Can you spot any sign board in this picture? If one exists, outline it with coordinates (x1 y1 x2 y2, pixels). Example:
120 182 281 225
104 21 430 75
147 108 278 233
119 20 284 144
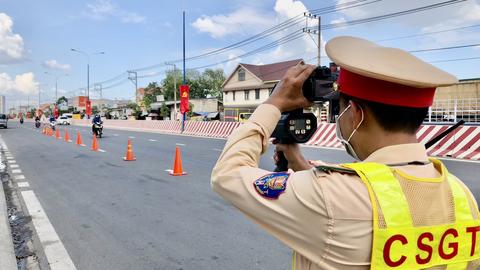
156 95 165 102
180 85 190 114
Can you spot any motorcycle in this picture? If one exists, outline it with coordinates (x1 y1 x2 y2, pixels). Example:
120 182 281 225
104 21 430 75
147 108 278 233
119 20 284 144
92 122 103 138
20 118 24 124
35 119 41 128
50 121 56 131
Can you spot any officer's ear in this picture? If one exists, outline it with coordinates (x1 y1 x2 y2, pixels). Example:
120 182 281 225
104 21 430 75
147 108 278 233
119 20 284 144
349 100 364 129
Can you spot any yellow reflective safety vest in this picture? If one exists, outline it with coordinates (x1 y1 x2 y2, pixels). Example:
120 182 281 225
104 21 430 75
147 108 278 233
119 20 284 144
343 159 480 270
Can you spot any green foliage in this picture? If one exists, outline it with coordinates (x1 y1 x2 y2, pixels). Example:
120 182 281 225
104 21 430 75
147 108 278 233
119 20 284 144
92 106 100 115
160 103 170 119
187 102 194 117
29 108 36 118
161 68 225 102
142 82 163 109
56 96 68 105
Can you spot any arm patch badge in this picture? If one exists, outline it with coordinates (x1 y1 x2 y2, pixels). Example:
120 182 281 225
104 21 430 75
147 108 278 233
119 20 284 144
253 172 289 199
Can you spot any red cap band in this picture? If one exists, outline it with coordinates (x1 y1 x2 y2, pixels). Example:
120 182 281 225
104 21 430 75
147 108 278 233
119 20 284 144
338 69 435 108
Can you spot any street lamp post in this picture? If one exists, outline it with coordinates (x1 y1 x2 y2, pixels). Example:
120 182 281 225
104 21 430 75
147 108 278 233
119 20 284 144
44 72 68 103
165 62 178 121
70 49 105 117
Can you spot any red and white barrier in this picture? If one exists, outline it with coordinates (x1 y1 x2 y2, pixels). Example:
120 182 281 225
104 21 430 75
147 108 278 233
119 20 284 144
70 119 480 161
305 123 480 161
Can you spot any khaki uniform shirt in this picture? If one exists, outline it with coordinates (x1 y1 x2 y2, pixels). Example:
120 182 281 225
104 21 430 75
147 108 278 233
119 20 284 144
211 104 479 270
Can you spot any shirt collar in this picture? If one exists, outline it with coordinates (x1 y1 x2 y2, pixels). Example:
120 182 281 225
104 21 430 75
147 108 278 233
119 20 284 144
363 143 429 164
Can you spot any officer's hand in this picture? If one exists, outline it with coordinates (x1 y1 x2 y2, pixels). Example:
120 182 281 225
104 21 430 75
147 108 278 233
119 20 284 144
274 143 312 171
265 64 316 112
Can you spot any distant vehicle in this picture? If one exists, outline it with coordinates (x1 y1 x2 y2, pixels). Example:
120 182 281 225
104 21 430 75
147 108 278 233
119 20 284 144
238 113 252 123
62 113 73 119
0 114 8 129
57 116 71 125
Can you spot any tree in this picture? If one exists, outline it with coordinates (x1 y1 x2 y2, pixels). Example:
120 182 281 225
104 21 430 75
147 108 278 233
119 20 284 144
56 96 68 105
142 82 163 110
161 68 225 102
92 106 100 115
160 103 170 119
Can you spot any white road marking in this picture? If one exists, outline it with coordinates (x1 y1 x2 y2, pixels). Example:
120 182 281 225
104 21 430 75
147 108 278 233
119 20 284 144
213 148 223 152
13 174 25 180
128 136 136 139
113 134 119 137
10 164 19 168
6 156 14 160
11 169 22 174
176 143 186 146
98 149 106 153
148 139 157 142
8 160 16 163
20 190 77 270
17 182 30 188
14 175 25 180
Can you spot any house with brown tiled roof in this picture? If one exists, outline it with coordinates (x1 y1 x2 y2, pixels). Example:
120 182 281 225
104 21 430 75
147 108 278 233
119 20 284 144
221 59 304 121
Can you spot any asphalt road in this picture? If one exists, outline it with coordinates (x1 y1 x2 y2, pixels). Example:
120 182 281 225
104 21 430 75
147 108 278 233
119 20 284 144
1 121 479 270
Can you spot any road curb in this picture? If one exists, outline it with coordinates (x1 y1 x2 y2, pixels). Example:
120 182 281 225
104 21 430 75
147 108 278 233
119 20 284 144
0 151 18 270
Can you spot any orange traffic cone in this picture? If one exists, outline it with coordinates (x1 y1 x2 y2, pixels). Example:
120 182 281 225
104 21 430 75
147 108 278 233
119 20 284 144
92 135 99 151
55 128 60 139
76 132 83 146
64 129 70 142
169 146 187 176
123 139 136 161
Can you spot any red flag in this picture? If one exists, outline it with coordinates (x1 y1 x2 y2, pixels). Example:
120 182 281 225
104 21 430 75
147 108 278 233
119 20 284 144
54 106 59 118
86 99 92 116
180 85 190 114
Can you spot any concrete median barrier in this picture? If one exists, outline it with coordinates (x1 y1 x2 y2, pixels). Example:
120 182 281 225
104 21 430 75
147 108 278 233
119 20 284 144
70 119 480 161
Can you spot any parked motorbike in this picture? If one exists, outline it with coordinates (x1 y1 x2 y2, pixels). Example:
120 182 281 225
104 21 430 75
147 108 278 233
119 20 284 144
50 121 56 131
92 122 103 138
35 120 41 128
20 118 24 124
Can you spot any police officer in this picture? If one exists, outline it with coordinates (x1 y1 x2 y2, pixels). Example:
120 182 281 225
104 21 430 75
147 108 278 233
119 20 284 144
211 36 480 269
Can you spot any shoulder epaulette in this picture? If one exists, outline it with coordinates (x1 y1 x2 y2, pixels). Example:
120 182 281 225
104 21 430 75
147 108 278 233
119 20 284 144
315 165 358 175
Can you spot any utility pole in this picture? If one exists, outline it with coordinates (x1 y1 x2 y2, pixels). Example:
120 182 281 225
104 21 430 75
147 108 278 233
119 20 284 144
165 63 178 121
94 83 103 99
303 13 321 66
127 70 138 99
182 10 186 132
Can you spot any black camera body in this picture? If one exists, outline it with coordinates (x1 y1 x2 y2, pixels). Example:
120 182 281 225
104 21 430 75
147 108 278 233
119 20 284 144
271 66 338 172
271 66 337 144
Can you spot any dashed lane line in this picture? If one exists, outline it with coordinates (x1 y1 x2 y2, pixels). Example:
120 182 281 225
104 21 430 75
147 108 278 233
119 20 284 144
148 139 157 142
11 169 22 174
14 175 26 180
17 182 30 188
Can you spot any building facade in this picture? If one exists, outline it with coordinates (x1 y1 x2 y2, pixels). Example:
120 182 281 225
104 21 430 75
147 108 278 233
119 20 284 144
0 95 5 114
221 59 303 121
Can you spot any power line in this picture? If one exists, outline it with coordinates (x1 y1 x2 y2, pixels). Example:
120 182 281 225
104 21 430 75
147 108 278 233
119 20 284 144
410 43 480 53
377 23 480 42
429 56 480 63
307 0 466 30
129 0 382 71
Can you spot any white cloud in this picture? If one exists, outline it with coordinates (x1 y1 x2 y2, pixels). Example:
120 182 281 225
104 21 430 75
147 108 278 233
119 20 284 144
43 59 71 70
85 0 146 24
0 13 25 64
192 7 273 38
0 72 39 95
193 0 320 70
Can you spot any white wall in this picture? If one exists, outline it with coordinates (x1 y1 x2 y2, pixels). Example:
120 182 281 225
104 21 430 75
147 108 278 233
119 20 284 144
223 89 270 107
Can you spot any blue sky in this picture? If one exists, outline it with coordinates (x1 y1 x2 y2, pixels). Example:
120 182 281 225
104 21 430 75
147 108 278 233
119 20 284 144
1 0 479 109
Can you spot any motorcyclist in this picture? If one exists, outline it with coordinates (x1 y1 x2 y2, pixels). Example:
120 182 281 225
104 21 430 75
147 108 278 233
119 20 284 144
92 114 102 135
49 115 56 130
19 115 24 124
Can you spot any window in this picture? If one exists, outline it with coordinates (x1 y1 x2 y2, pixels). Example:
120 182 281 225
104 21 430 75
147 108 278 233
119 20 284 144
255 89 260 100
224 92 228 101
244 90 250 100
238 68 245 81
233 91 236 101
